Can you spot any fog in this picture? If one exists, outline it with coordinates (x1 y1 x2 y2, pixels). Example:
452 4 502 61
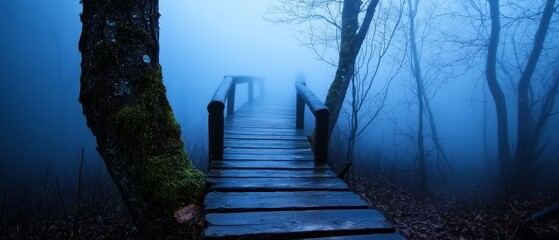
0 0 331 185
1 0 558 230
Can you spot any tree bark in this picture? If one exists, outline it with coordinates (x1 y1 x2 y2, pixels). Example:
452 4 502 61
324 0 379 136
79 1 204 239
486 0 512 188
408 0 427 190
512 0 556 193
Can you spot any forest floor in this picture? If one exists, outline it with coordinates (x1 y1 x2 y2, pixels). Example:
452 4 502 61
1 179 558 239
351 175 559 240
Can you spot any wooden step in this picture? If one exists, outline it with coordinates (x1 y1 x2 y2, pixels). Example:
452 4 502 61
209 160 328 170
223 154 313 161
205 191 368 213
204 209 394 239
305 233 406 240
223 148 314 155
206 177 349 192
208 169 336 178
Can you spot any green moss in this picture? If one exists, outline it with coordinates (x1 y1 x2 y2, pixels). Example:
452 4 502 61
112 105 151 146
92 41 117 72
116 21 147 43
110 66 205 234
132 150 205 214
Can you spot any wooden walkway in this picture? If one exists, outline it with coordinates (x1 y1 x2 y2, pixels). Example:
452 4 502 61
203 98 404 239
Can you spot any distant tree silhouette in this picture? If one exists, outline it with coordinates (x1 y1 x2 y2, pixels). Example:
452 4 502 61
78 1 204 238
484 0 557 193
405 0 452 190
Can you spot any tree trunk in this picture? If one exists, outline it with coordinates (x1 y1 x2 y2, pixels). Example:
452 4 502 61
512 0 556 193
78 1 204 239
408 0 427 190
486 0 512 188
324 0 379 136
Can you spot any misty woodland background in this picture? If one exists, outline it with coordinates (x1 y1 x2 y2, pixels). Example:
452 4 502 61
1 0 559 239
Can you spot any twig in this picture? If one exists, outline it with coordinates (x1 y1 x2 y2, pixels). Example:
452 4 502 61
0 166 15 200
509 202 519 215
74 147 85 236
55 176 69 227
1 190 6 220
56 176 70 237
337 161 352 179
378 175 413 197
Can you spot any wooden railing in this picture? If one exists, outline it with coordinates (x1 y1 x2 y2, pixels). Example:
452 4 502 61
295 73 329 163
207 76 264 161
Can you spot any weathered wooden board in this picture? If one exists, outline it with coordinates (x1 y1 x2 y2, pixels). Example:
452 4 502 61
207 169 335 178
305 233 406 240
224 122 294 130
205 191 368 213
226 118 295 124
227 117 296 122
207 177 349 191
224 127 299 132
224 148 313 155
224 140 310 149
210 160 328 170
204 209 394 239
223 154 313 161
223 127 305 134
225 134 307 140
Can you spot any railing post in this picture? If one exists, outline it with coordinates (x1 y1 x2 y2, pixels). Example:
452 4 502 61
208 102 224 161
248 81 254 103
295 73 329 163
296 94 305 129
227 84 236 116
296 73 306 129
314 109 329 163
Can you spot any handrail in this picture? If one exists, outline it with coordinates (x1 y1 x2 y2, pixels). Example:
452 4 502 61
208 75 264 161
295 73 329 163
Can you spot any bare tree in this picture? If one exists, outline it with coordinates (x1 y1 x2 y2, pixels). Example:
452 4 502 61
484 0 557 192
346 38 401 163
270 0 381 137
402 0 453 190
340 0 405 178
511 0 557 192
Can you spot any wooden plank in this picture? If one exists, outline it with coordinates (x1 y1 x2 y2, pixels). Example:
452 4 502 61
224 131 306 137
227 116 295 121
204 209 394 239
226 118 295 123
207 177 349 191
223 127 305 134
305 233 406 240
223 154 313 161
224 148 314 155
224 139 309 144
226 119 295 124
225 125 294 130
225 134 307 140
210 161 328 170
235 108 294 113
223 142 310 149
224 140 310 149
207 169 336 178
205 191 368 213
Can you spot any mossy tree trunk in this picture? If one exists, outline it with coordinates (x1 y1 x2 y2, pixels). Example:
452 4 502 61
78 0 204 239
